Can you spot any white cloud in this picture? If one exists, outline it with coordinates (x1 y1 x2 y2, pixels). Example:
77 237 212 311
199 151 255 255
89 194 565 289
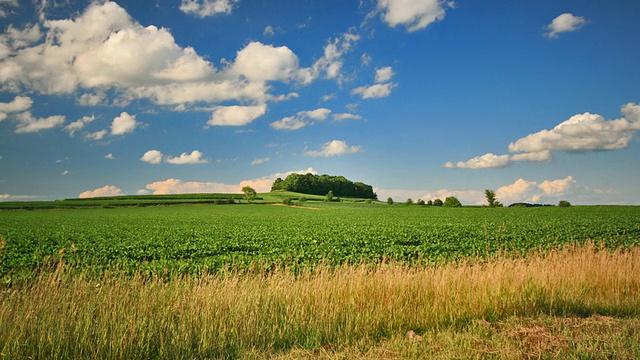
305 140 362 157
444 151 552 169
351 82 396 99
508 104 640 153
496 176 575 204
77 91 106 106
270 108 331 131
145 167 316 194
78 185 122 198
61 170 70 176
270 115 307 131
105 153 116 160
165 150 208 164
251 157 270 166
231 42 299 82
375 66 394 83
0 0 19 19
14 111 65 133
0 2 288 108
305 108 332 120
0 96 32 115
447 102 640 169
64 115 95 136
297 30 360 85
140 150 164 164
444 153 511 169
377 0 452 32
332 113 362 121
0 194 40 202
85 129 108 140
321 93 337 102
179 0 238 18
110 112 139 136
141 150 208 164
208 104 267 126
263 25 275 37
545 13 587 38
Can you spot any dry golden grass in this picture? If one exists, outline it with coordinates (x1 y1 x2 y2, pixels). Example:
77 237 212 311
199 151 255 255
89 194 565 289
1 242 639 359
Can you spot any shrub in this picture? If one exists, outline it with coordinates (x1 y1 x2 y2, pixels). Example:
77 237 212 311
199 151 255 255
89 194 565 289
387 197 394 205
282 198 292 206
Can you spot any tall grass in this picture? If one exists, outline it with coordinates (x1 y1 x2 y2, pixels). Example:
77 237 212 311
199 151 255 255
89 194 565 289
1 243 639 359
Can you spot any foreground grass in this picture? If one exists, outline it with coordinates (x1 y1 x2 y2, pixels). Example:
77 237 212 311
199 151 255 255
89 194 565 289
1 243 639 359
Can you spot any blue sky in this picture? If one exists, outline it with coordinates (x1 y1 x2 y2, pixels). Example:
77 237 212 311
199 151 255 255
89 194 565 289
1 0 639 205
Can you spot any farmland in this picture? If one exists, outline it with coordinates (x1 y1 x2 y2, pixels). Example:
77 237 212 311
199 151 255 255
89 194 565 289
1 202 639 279
1 199 640 359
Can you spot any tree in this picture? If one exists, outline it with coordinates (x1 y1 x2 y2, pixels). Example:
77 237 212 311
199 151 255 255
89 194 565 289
406 198 413 205
242 186 257 203
427 200 433 206
558 200 571 207
433 198 443 206
325 190 334 202
485 189 503 207
387 197 394 205
417 199 425 205
444 196 462 207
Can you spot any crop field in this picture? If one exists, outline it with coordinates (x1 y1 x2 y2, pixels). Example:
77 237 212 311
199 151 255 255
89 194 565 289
1 202 639 279
1 202 640 359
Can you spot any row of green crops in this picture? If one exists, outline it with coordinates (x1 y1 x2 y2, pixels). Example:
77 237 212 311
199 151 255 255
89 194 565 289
1 204 639 281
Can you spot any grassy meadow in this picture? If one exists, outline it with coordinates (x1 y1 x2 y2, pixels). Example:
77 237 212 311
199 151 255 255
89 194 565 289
1 197 639 358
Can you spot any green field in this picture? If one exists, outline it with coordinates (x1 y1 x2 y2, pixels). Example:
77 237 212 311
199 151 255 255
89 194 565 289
1 200 639 280
1 199 639 358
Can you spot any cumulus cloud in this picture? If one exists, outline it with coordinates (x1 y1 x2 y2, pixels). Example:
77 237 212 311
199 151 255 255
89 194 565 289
166 150 208 164
208 104 267 126
231 42 299 82
251 157 270 166
14 111 65 133
110 112 140 135
496 176 575 204
0 2 295 109
0 96 32 119
351 82 396 99
305 140 362 157
64 115 95 136
270 108 332 130
179 0 238 18
446 103 640 169
545 13 587 38
105 153 117 160
78 185 122 198
377 0 452 32
375 66 394 83
145 167 317 194
141 150 208 164
509 104 640 153
444 151 553 169
140 150 164 164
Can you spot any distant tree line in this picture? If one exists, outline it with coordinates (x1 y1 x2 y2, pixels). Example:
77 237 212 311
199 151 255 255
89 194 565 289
271 173 377 199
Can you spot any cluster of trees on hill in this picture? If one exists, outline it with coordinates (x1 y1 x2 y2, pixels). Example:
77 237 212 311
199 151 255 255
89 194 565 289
271 173 377 199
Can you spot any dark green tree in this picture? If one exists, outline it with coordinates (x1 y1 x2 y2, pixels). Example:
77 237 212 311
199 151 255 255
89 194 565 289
406 198 413 205
558 200 571 207
242 186 257 203
444 196 462 207
433 198 443 206
325 190 334 202
485 189 503 207
387 197 394 205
